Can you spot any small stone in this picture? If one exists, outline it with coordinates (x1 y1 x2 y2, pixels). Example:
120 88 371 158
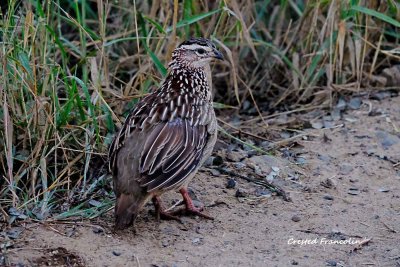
112 251 121 256
209 169 221 176
291 215 301 222
348 97 362 109
318 154 332 163
370 91 392 100
233 162 246 169
340 164 353 175
192 237 201 245
323 120 335 129
320 177 336 188
6 227 23 239
161 240 169 247
291 260 299 265
336 98 346 110
235 188 248 198
378 188 390 193
254 188 271 197
212 155 224 166
323 195 334 201
311 121 323 129
226 179 236 189
296 157 306 165
92 227 104 234
375 130 399 149
326 259 337 266
331 108 341 121
226 151 245 162
348 188 360 195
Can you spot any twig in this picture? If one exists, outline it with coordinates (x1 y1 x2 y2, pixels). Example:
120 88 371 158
215 167 291 202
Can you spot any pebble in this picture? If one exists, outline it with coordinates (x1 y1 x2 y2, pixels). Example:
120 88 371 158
348 97 362 109
323 195 334 201
375 130 399 149
233 162 246 169
311 121 323 129
254 188 271 197
317 154 332 163
112 251 121 256
291 215 301 222
6 227 23 239
348 188 360 195
340 164 353 175
378 188 390 193
92 227 104 234
326 259 337 266
336 98 346 110
192 237 201 245
291 260 299 265
209 169 221 176
226 151 246 162
226 179 236 189
204 156 223 166
235 188 248 198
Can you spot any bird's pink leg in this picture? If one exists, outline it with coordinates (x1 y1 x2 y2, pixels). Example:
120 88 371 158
176 188 214 220
152 196 182 222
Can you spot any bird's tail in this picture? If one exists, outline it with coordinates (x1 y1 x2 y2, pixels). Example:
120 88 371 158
114 193 148 230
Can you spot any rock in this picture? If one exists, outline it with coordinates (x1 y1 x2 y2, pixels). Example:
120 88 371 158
336 98 346 110
320 177 336 188
340 164 353 175
326 259 337 266
348 188 360 195
348 97 362 109
226 179 236 189
254 188 271 197
291 260 299 265
233 162 246 169
331 108 342 121
323 120 335 129
323 195 334 201
226 151 246 162
209 169 221 176
296 157 306 165
311 121 323 129
112 251 121 256
378 188 390 193
370 91 392 100
291 215 301 222
235 188 248 198
6 227 23 239
375 130 399 149
192 237 202 245
92 227 104 234
317 154 332 163
204 156 224 166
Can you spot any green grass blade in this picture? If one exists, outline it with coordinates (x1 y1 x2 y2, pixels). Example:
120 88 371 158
350 6 400 28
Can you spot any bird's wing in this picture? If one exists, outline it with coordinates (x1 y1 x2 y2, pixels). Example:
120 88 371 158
138 118 208 192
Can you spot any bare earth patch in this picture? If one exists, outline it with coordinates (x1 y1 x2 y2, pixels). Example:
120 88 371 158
2 95 399 267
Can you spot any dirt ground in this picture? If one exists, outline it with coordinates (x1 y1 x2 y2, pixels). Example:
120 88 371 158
2 94 400 267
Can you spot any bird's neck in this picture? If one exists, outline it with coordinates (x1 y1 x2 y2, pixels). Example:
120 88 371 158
163 63 212 102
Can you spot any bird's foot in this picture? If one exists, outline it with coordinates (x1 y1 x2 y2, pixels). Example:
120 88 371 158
152 196 182 223
171 188 214 220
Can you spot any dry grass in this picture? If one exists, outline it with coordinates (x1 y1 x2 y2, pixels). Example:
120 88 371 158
0 0 399 222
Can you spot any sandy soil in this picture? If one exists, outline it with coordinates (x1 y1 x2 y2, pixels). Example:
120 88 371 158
2 95 400 267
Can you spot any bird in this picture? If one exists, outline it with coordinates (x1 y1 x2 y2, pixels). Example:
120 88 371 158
108 37 224 229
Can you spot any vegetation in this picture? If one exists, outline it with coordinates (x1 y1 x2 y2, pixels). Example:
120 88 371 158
0 0 399 222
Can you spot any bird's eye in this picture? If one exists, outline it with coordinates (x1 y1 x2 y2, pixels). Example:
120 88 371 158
196 48 206 55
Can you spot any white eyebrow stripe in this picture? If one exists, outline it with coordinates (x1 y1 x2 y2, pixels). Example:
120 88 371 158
180 44 213 52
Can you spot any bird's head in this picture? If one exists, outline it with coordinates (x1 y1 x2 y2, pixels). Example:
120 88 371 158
171 37 224 69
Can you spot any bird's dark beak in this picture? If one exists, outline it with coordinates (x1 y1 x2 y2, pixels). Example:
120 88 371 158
213 49 224 60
